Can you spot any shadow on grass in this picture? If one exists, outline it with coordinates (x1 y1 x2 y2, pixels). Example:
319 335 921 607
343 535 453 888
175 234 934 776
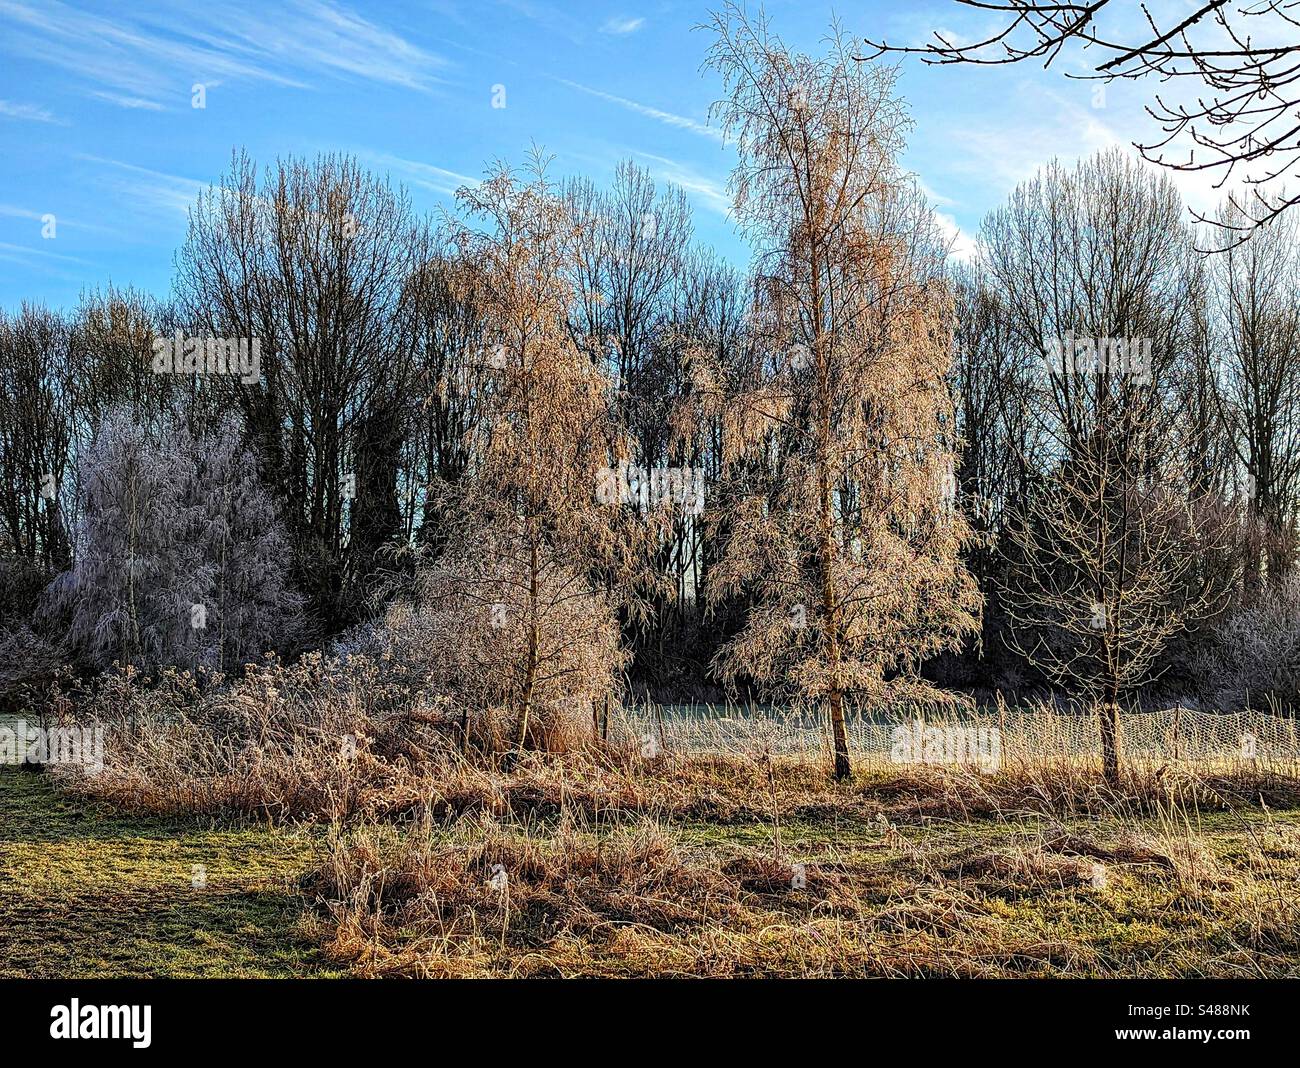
0 768 339 978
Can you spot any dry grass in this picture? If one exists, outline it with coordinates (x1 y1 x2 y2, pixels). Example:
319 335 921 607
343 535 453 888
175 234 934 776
25 658 1300 977
43 659 1300 827
299 801 1300 977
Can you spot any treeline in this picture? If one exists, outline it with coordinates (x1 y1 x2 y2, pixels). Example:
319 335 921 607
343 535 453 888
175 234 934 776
953 153 1300 712
1 11 1298 758
0 152 747 690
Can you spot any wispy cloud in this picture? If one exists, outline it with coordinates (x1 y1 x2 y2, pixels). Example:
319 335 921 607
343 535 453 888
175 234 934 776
0 202 127 237
633 150 731 217
497 0 585 43
77 155 209 219
557 78 724 143
0 98 66 124
0 0 450 108
918 180 956 210
0 0 307 102
942 85 1123 190
600 16 644 36
0 240 97 274
215 0 452 93
917 181 975 261
90 90 166 111
365 152 479 198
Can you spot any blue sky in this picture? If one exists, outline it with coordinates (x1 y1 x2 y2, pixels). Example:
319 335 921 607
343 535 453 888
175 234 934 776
0 0 1224 309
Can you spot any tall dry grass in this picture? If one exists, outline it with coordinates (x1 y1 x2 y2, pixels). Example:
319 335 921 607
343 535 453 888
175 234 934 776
38 660 1300 824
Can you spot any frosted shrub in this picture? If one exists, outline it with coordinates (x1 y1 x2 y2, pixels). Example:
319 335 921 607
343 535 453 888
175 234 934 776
376 529 626 753
53 655 434 820
188 415 306 671
1211 573 1300 709
0 624 66 705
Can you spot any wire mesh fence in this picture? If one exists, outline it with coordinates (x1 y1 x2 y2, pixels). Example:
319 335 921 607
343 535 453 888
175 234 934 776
616 702 1300 769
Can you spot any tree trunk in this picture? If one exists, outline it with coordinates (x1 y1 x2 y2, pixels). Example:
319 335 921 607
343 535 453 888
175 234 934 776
818 393 850 781
828 688 851 781
1099 682 1121 786
515 533 540 753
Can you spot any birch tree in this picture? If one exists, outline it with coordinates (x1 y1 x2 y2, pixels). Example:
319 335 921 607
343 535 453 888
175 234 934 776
702 7 981 779
48 407 304 674
47 408 207 671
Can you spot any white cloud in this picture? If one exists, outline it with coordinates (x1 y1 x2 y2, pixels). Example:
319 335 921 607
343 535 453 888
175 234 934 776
77 155 208 218
936 81 1253 226
633 151 731 217
601 16 644 36
932 209 977 263
944 87 1125 191
0 98 65 124
0 0 449 108
225 0 451 92
90 91 165 111
0 0 308 101
497 0 584 43
365 152 479 197
557 78 724 143
0 203 121 235
0 240 95 268
917 179 956 209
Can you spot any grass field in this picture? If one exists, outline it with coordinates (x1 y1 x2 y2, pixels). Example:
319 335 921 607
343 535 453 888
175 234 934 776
5 741 1300 977
0 768 339 977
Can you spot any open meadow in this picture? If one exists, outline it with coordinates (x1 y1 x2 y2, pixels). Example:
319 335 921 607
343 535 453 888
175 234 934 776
4 0 1300 1013
5 700 1299 978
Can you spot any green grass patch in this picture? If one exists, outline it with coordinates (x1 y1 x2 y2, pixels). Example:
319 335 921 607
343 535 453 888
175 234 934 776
0 768 340 977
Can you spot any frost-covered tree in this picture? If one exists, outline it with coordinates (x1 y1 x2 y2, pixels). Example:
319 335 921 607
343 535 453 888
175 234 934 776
189 415 306 672
1211 571 1300 709
408 159 661 755
48 406 303 674
47 408 208 671
701 9 981 779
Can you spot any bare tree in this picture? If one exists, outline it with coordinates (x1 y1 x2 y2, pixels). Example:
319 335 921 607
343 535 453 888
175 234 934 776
863 0 1300 236
0 305 74 571
951 264 1040 560
1207 198 1300 589
982 150 1225 778
1003 432 1227 783
175 150 424 625
401 240 491 548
